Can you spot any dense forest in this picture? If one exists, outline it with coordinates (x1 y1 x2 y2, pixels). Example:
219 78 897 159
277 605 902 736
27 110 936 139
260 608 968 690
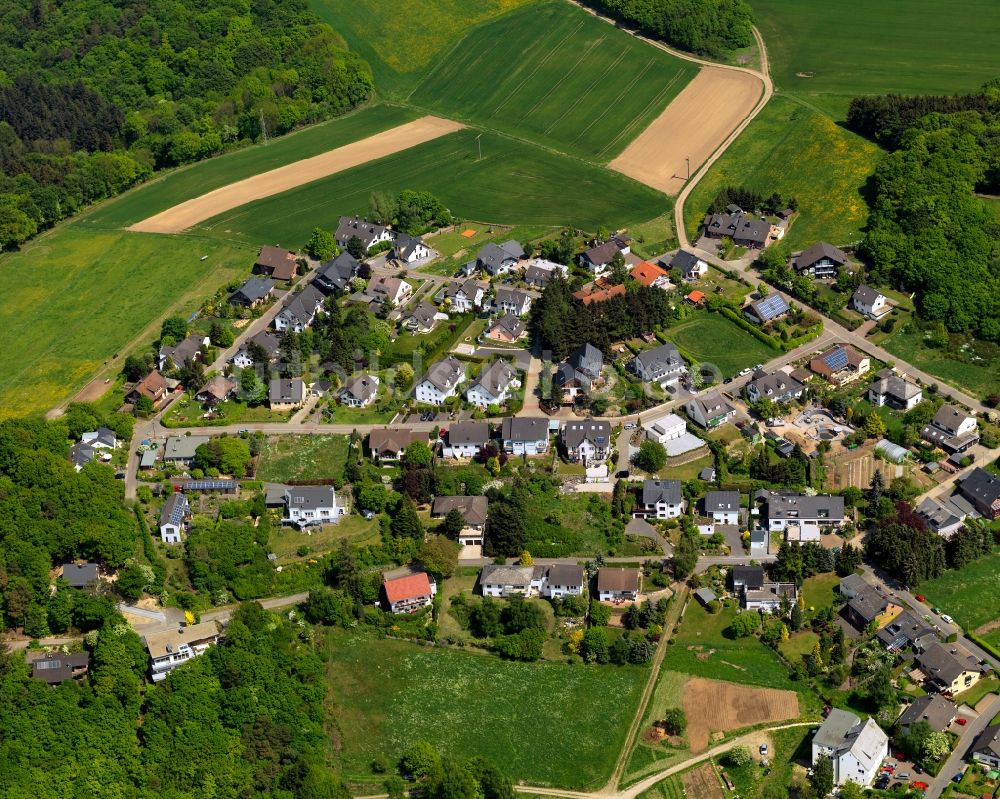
0 0 372 249
581 0 754 58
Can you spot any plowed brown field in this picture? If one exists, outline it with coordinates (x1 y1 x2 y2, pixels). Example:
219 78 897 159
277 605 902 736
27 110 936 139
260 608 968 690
682 677 799 752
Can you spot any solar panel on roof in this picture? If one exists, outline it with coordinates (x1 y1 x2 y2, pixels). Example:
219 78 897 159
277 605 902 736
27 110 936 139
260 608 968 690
35 660 61 670
183 480 237 491
823 348 849 370
755 294 788 321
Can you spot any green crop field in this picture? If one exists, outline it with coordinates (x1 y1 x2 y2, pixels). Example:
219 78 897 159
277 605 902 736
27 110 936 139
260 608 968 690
408 1 698 161
323 631 647 788
255 435 351 482
751 0 1000 119
0 228 251 418
196 130 668 246
666 311 776 378
918 550 1000 634
90 104 420 230
684 97 879 250
309 0 535 98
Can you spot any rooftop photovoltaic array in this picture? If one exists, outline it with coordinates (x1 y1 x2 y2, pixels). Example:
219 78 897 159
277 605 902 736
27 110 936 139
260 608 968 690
755 294 788 321
823 347 849 370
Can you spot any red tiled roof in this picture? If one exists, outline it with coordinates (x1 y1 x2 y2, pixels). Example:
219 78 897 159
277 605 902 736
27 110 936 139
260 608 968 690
686 290 706 303
630 261 669 287
384 572 432 603
573 283 626 305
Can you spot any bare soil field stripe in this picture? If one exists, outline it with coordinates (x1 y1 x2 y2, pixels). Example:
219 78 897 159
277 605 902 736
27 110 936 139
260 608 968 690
595 66 685 158
128 116 465 234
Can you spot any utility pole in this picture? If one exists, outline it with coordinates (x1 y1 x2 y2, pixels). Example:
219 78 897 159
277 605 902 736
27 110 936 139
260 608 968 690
686 156 690 180
475 133 483 162
260 109 269 146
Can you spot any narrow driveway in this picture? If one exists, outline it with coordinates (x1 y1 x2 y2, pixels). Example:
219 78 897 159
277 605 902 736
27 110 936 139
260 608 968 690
925 693 1000 799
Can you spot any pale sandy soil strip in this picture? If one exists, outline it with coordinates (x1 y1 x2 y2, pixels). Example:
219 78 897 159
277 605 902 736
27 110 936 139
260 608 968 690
609 67 763 197
129 115 465 234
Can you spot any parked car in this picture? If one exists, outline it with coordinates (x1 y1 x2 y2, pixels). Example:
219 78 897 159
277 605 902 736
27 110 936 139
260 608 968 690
624 422 637 430
952 772 964 783
897 773 910 780
941 613 954 624
957 717 968 726
759 744 768 756
915 594 926 602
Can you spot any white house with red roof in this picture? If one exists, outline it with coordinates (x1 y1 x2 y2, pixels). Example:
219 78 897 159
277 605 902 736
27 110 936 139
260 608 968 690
382 571 437 614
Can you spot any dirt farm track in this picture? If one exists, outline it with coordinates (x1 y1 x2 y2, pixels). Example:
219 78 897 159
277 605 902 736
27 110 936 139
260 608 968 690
609 67 763 196
682 677 800 752
128 116 464 234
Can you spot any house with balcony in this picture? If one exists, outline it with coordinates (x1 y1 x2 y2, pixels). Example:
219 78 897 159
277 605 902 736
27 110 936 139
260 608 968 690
560 418 611 464
382 571 436 614
145 622 221 682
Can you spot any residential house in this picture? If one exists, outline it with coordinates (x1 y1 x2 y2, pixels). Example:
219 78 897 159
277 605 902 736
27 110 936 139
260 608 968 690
69 442 96 471
467 360 520 407
702 211 772 249
477 240 524 276
812 709 888 787
554 343 604 400
704 490 740 525
539 564 586 599
745 370 804 404
158 493 191 544
195 376 237 408
642 413 686 445
917 642 984 694
596 568 641 602
485 313 526 343
561 418 611 464
791 242 849 278
493 287 533 316
436 278 487 312
920 404 979 453
731 565 764 592
392 233 430 263
785 522 820 542
685 391 736 429
230 330 280 369
868 369 922 410
480 564 543 597
749 527 768 552
917 495 968 536
368 428 425 460
971 726 1000 769
159 334 208 371
763 492 844 531
897 694 957 734
959 467 1000 519
228 277 275 308
743 582 797 613
283 486 342 528
637 479 683 519
313 252 360 295
163 435 210 466
744 294 790 325
335 215 393 252
81 426 117 451
843 583 902 631
274 285 325 333
368 275 412 306
694 587 718 607
629 260 672 290
500 416 550 455
837 573 870 601
876 609 938 654
441 421 491 458
852 285 889 318
62 562 99 589
145 621 221 682
669 250 708 280
432 495 489 536
254 245 297 281
402 301 441 334
686 290 707 307
573 282 626 305
631 343 686 386
578 236 630 274
414 356 465 405
809 345 870 385
127 370 168 408
30 652 90 685
523 258 568 287
383 572 436 614
268 378 305 411
340 373 380 408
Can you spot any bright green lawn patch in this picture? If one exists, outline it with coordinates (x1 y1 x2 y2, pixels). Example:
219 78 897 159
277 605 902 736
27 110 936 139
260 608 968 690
90 104 419 230
162 395 291 427
628 213 677 259
750 0 1000 119
309 0 534 99
409 1 698 162
269 515 379 563
917 549 1000 632
0 229 250 419
683 96 879 250
880 327 1000 400
666 311 776 378
523 489 617 557
801 573 840 615
196 130 668 245
255 434 350 482
323 630 647 788
954 676 1000 709
778 631 819 662
714 726 811 799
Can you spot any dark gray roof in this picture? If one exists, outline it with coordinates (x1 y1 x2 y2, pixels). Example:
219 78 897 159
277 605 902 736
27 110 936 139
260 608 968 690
242 330 281 360
633 343 683 375
544 564 585 587
567 343 603 379
470 360 518 398
972 725 1000 760
494 287 532 311
432 495 488 527
917 642 983 686
404 301 438 329
30 652 89 684
62 563 98 588
229 277 274 305
421 357 465 393
277 285 324 327
852 284 884 306
161 334 206 369
732 565 764 589
490 313 525 339
561 419 611 451
897 694 956 731
477 241 522 273
670 250 703 270
447 421 490 447
748 371 804 399
877 610 937 651
336 215 390 248
343 373 379 404
314 252 359 293
269 378 304 403
932 404 974 434
501 416 549 442
394 233 426 260
959 467 1000 515
642 479 682 506
69 442 95 469
705 490 740 513
793 241 848 271
284 486 336 512
159 493 190 527
767 493 844 522
581 237 626 266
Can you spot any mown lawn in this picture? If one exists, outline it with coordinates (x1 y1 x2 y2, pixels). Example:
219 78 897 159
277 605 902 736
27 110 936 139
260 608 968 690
322 630 648 788
880 327 1000 400
750 0 1000 119
917 549 1000 632
0 228 251 418
801 572 840 615
196 129 668 246
255 434 351 482
666 310 776 378
268 514 379 563
409 1 698 162
683 96 879 250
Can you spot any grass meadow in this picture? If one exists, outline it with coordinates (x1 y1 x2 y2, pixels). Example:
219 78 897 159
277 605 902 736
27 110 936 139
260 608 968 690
683 97 879 250
917 550 1000 635
750 0 1000 119
0 229 251 418
408 1 698 161
880 327 1000 400
322 630 648 788
255 435 351 482
196 130 669 245
666 311 776 378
